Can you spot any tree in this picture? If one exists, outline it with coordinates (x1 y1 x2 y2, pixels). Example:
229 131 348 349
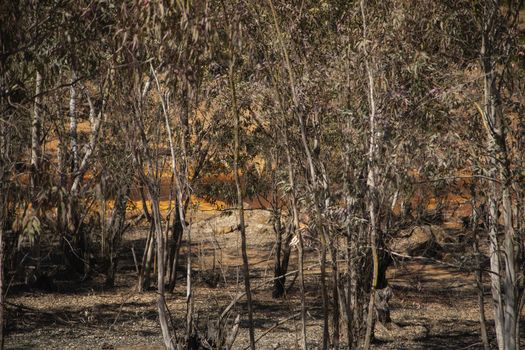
475 1 524 349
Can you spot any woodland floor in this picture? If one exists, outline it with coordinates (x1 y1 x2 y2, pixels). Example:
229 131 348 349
4 209 524 350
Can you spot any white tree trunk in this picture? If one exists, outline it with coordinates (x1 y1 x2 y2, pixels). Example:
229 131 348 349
481 5 517 347
361 1 381 349
69 72 78 175
151 66 194 342
502 185 517 350
31 70 43 194
71 91 102 195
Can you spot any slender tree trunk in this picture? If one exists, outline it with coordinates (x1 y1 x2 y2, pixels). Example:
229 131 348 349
330 242 340 349
284 137 307 350
65 71 82 273
296 222 307 350
481 12 505 349
475 254 490 350
0 87 7 350
31 70 42 196
471 185 490 350
71 91 102 194
164 176 175 282
98 181 106 257
229 50 256 350
273 206 284 298
140 185 152 222
68 75 83 272
343 120 354 348
268 0 325 346
168 214 184 292
138 222 155 292
502 183 517 350
487 179 504 350
105 185 129 287
151 195 175 350
345 229 355 348
515 189 525 350
134 107 173 347
363 204 379 350
272 207 292 298
361 1 381 348
269 0 328 342
69 72 79 175
151 66 194 342
0 224 4 350
318 237 329 350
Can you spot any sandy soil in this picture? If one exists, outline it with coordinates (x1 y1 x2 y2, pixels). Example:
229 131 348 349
4 209 518 350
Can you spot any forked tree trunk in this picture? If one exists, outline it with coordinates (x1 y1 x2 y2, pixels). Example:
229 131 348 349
168 212 184 292
132 96 174 347
138 223 155 292
105 185 129 287
151 66 194 343
150 194 175 350
139 185 152 222
62 80 105 275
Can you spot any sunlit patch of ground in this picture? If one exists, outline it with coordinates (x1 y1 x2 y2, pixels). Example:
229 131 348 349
7 208 522 350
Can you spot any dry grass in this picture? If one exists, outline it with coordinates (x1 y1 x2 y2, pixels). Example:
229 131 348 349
6 208 516 350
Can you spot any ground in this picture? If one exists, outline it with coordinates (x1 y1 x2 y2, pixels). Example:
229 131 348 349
4 209 520 350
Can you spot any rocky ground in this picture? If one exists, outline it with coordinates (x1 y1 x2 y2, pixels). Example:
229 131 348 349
4 209 520 350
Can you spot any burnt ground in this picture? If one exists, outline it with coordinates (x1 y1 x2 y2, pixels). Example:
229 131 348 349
4 209 524 350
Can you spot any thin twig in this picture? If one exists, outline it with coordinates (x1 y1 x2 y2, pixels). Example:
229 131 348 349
219 263 318 322
242 312 301 350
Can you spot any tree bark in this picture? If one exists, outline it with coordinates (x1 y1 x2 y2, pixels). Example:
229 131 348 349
151 195 175 350
330 242 340 349
0 223 4 350
138 224 154 292
130 77 175 349
271 204 292 299
284 133 307 350
69 72 78 175
105 184 129 287
361 1 381 349
471 185 490 350
480 4 510 347
229 47 256 350
151 65 195 342
31 70 42 196
268 1 330 346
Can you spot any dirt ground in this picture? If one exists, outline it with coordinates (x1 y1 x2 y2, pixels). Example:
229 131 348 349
4 209 521 350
